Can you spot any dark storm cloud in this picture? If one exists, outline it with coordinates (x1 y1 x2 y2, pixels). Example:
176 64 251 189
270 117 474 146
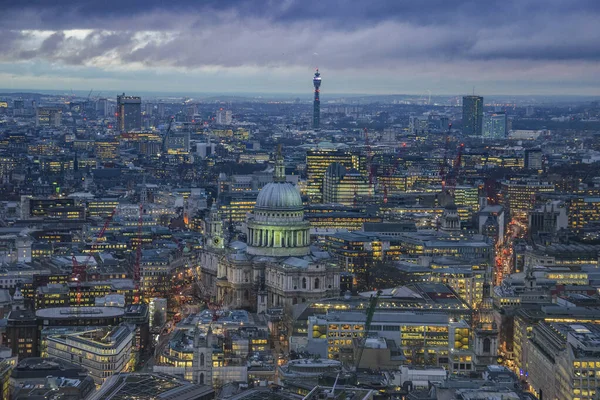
6 29 134 66
0 30 26 52
2 0 596 25
2 0 599 29
0 0 599 83
39 32 66 53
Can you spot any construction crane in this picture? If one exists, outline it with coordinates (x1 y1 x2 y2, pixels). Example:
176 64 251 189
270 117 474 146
71 112 78 136
363 128 374 187
161 116 175 155
383 142 407 204
439 123 452 192
453 143 464 173
71 208 117 305
444 143 465 197
84 89 93 119
133 203 143 303
71 254 84 304
354 289 382 371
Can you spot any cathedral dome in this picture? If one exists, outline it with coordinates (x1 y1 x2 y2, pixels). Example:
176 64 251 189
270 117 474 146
255 182 303 211
246 146 310 257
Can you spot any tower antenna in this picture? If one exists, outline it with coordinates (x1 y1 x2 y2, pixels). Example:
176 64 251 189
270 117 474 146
313 68 322 130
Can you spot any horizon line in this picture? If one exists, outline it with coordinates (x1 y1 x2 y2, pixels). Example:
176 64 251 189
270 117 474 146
0 88 598 100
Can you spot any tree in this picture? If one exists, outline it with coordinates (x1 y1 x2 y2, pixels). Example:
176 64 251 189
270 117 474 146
153 309 165 327
363 260 405 291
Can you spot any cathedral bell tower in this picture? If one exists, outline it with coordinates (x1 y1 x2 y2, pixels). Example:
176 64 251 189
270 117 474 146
12 285 25 311
193 327 214 387
204 203 224 249
473 283 499 370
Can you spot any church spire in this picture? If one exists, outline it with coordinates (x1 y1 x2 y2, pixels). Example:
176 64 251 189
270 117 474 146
12 285 25 311
274 144 285 182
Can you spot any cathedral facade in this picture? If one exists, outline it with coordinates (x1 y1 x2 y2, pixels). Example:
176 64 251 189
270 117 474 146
198 149 340 312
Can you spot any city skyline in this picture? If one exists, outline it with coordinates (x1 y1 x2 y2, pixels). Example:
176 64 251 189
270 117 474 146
2 1 600 399
0 0 599 95
1 51 600 399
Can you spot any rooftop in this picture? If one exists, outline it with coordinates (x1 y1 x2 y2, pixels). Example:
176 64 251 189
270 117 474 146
323 310 455 325
363 221 417 233
226 387 303 400
50 325 132 350
89 373 214 400
360 283 470 306
11 357 88 380
295 283 470 322
36 306 125 319
536 243 600 255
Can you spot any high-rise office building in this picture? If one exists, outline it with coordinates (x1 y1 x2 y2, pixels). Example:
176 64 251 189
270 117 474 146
96 98 109 117
35 107 63 127
453 185 480 213
116 93 142 132
569 196 600 233
500 179 555 221
46 325 133 385
525 105 535 117
306 149 362 202
215 109 232 125
5 289 37 359
462 96 484 136
197 142 216 159
166 132 191 154
322 163 373 205
313 69 322 129
95 140 120 161
483 112 507 139
524 322 600 400
524 148 543 172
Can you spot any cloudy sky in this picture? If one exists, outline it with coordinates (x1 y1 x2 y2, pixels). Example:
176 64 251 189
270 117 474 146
0 0 599 95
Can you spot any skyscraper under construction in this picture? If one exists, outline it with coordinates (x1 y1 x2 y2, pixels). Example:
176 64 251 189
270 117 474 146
313 69 321 129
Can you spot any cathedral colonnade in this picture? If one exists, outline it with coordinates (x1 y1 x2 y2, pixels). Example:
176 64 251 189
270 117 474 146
247 227 309 248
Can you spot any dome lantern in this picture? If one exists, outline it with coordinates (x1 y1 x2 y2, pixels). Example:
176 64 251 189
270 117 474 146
274 144 286 183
